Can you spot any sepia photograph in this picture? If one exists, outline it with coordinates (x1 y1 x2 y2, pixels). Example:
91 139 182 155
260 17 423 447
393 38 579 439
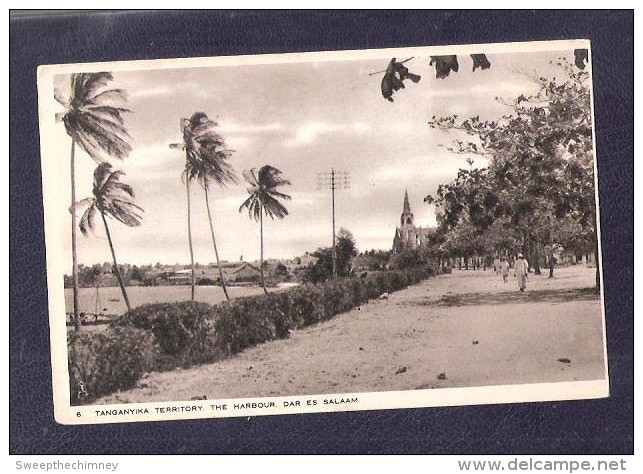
36 39 608 424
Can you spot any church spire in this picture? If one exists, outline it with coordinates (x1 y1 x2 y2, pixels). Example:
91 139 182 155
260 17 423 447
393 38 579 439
400 189 414 226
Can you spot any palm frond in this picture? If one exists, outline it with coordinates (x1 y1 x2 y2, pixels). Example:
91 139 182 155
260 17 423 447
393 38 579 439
109 201 143 227
86 88 127 105
239 194 255 214
109 197 144 213
267 189 292 201
69 113 132 161
179 114 238 187
92 162 114 188
242 169 259 187
257 165 290 188
81 110 131 143
97 167 126 195
239 193 263 222
79 204 98 236
82 105 130 124
74 73 114 101
69 197 95 214
111 181 135 198
262 194 289 220
54 87 70 108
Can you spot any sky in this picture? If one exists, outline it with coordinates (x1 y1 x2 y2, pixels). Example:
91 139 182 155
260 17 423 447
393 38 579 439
49 48 577 270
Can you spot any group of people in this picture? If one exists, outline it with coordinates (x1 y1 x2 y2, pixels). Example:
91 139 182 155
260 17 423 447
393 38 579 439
493 254 530 292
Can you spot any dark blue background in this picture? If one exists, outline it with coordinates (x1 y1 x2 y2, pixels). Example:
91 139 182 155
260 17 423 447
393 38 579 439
9 10 633 454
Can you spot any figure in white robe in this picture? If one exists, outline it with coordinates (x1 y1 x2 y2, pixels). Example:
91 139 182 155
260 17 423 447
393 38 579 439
514 253 529 292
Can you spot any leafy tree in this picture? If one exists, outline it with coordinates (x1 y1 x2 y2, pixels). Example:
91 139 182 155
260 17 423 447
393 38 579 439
389 247 428 270
354 249 392 271
300 248 333 284
239 165 291 293
128 265 145 283
74 163 143 312
426 59 598 285
55 72 132 330
335 228 358 277
300 229 358 283
271 263 290 282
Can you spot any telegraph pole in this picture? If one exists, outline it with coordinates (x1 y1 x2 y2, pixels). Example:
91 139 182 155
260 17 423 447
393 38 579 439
317 168 350 278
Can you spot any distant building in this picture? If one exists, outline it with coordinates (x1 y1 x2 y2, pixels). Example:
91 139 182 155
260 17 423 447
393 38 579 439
165 273 191 285
285 252 318 272
231 263 262 282
392 190 435 254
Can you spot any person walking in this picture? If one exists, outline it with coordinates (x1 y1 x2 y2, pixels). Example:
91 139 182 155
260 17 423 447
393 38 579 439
514 253 529 292
500 257 510 283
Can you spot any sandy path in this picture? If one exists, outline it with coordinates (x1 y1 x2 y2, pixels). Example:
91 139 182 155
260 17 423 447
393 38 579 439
97 265 605 404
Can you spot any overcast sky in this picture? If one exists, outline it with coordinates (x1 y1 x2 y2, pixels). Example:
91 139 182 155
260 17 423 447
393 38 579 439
51 48 574 270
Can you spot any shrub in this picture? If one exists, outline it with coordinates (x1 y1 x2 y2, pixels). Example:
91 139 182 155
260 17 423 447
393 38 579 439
113 301 221 368
214 296 278 355
68 326 157 405
288 284 328 326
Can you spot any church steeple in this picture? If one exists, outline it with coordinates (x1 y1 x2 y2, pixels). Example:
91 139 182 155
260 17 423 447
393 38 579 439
403 190 411 213
401 190 414 226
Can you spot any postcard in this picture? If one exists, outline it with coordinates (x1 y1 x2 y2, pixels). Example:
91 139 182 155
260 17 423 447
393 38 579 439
36 39 608 424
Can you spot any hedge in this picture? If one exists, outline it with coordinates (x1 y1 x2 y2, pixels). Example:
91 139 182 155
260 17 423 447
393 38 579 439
113 301 222 369
69 266 436 405
68 326 157 405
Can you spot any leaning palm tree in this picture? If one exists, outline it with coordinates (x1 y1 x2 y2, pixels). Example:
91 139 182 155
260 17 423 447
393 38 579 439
55 72 132 331
171 112 236 300
74 163 143 313
239 165 291 294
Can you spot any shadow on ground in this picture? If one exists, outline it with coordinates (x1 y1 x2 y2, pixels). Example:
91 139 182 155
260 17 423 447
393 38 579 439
408 287 600 308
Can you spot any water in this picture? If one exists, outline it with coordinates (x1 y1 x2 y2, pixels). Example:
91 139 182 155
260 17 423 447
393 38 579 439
64 284 293 316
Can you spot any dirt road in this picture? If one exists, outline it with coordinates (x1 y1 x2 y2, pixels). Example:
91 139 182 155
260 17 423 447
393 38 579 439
97 265 606 404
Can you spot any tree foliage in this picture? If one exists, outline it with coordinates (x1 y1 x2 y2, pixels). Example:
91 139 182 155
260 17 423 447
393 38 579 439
300 228 358 283
56 73 132 162
239 166 291 221
76 163 143 235
425 59 597 276
181 112 237 190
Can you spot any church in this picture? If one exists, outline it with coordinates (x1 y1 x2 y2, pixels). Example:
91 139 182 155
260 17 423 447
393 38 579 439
392 190 435 254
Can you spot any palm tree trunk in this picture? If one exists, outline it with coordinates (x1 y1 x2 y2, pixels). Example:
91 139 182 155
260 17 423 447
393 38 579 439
70 141 81 332
186 176 195 301
260 206 267 294
100 211 131 312
204 186 230 300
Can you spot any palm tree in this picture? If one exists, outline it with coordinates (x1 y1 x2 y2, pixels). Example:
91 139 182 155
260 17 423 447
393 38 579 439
55 72 132 331
239 165 291 294
171 112 236 300
74 163 143 313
